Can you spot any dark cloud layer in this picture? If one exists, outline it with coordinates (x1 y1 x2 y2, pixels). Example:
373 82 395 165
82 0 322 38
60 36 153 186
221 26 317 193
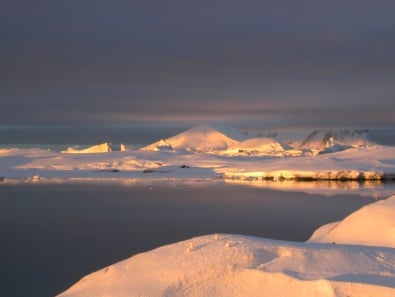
1 0 395 128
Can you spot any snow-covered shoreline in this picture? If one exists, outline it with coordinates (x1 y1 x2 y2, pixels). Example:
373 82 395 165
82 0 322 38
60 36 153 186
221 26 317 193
1 126 395 198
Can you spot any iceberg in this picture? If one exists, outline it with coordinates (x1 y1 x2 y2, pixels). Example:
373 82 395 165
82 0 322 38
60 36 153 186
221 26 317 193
62 142 112 154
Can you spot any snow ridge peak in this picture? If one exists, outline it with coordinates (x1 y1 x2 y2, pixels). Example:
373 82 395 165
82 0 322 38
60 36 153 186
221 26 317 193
141 125 239 153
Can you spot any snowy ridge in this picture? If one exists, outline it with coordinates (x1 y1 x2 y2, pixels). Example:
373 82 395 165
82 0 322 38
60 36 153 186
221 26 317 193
58 238 395 296
309 195 395 247
57 196 395 297
261 128 372 152
142 126 373 156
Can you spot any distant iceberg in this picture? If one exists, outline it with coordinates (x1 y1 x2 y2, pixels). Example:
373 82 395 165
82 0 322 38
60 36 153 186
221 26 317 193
62 142 113 153
62 143 127 154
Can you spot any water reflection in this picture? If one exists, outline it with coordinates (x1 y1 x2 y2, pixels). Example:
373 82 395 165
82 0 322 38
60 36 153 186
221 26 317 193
224 179 395 198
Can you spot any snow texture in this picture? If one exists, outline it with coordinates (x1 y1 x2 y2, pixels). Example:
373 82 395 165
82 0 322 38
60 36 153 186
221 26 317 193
57 196 395 297
58 233 395 296
309 195 395 248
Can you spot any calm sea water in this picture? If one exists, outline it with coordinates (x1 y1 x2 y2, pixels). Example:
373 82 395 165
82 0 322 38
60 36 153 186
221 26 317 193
0 183 378 297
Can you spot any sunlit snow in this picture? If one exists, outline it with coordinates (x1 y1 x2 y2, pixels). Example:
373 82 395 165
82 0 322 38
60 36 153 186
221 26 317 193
59 197 395 297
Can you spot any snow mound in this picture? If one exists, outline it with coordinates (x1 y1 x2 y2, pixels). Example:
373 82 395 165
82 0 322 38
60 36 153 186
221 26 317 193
141 125 239 153
57 233 395 297
309 195 395 248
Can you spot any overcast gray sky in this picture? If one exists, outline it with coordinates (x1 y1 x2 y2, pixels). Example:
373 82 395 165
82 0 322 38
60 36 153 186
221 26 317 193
1 0 395 129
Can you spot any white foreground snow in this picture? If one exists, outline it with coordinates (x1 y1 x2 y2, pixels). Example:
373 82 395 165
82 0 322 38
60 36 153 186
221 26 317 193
59 196 395 297
57 196 395 297
58 235 395 297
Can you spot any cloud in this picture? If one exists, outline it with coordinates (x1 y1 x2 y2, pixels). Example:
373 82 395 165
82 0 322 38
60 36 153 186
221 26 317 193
1 0 395 128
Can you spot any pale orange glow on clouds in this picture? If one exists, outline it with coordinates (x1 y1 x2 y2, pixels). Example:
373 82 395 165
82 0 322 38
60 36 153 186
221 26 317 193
1 0 394 129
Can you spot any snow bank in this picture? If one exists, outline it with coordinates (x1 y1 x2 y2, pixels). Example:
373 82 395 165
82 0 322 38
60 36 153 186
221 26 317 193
309 195 395 248
57 233 395 297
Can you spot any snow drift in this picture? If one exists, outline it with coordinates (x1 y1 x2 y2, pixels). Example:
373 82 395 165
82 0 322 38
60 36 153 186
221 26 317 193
309 195 395 248
57 235 395 297
58 197 395 297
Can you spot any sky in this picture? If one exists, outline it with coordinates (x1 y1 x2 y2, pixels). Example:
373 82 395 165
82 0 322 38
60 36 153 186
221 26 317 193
1 0 395 132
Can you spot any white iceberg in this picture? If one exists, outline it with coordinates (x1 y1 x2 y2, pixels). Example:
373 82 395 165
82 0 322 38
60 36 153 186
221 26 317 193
62 142 112 154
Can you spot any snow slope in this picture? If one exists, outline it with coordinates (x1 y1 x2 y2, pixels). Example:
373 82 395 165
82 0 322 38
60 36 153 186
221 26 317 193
58 234 395 297
309 195 395 248
57 195 395 297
